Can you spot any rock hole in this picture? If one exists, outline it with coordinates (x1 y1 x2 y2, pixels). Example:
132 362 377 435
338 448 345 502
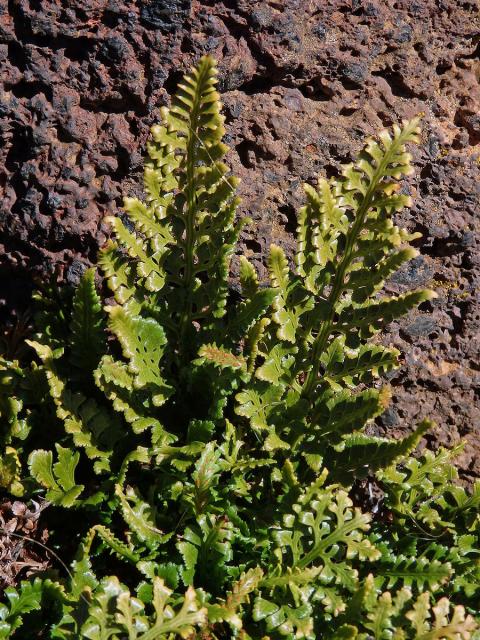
7 79 53 101
244 238 262 254
435 61 451 74
377 111 394 127
163 69 185 96
235 140 253 168
339 107 357 117
7 41 27 72
323 164 340 180
278 203 297 234
371 69 416 98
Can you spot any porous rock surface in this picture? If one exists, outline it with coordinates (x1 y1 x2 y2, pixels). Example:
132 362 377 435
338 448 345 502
0 1 479 477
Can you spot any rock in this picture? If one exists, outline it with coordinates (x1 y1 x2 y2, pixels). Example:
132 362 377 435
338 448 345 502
139 0 191 31
65 259 87 286
403 316 438 338
394 24 413 44
389 256 433 288
341 62 368 88
45 194 63 214
98 35 130 64
378 407 399 428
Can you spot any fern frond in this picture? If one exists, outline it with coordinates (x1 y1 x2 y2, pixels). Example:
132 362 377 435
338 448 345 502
28 445 84 506
191 441 221 516
94 355 168 437
311 387 389 445
406 593 476 639
0 579 46 637
115 484 168 550
337 289 436 338
329 420 431 483
25 343 119 472
226 288 276 344
272 482 378 583
301 118 432 397
245 317 270 374
0 446 24 496
269 245 313 343
74 576 206 640
196 343 246 371
378 554 452 592
69 268 106 373
156 55 240 330
209 567 264 631
98 240 136 305
85 524 140 564
107 307 172 406
239 256 259 299
104 215 167 294
321 338 400 390
235 382 283 431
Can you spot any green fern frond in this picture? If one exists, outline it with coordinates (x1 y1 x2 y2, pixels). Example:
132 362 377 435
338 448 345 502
98 240 136 305
321 338 400 390
406 593 476 639
94 355 168 438
196 343 246 371
300 118 433 397
337 289 436 338
69 268 106 373
226 288 276 344
115 484 169 550
269 245 313 343
378 554 452 592
0 445 24 496
239 256 259 299
28 445 84 506
108 307 173 406
311 387 389 445
0 579 46 638
235 382 283 431
271 481 379 599
74 576 206 640
208 567 264 631
85 524 140 564
329 419 431 483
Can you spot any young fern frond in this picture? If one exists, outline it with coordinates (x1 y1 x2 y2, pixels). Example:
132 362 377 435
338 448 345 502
28 445 84 507
150 56 241 339
100 56 242 364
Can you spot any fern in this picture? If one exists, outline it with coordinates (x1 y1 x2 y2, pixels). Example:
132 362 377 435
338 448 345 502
59 576 206 640
69 268 106 374
28 445 84 506
0 56 477 640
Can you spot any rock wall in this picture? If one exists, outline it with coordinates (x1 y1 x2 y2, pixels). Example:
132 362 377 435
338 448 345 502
1 0 479 477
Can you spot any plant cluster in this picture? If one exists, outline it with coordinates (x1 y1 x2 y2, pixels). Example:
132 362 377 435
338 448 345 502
0 56 479 639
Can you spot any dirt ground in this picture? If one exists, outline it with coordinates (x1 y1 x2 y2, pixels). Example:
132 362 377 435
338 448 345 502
0 1 479 478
